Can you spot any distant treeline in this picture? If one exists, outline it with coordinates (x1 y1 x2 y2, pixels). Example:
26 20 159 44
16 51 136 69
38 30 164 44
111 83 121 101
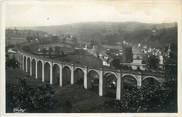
7 22 177 48
28 22 177 48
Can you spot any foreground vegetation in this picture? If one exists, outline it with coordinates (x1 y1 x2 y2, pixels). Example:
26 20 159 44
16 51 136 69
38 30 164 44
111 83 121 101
6 67 177 113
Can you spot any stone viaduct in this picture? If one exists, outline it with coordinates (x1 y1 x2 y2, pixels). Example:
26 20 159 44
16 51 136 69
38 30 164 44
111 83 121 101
16 51 165 100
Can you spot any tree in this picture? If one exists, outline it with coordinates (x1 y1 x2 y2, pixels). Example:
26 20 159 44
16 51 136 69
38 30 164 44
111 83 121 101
164 43 177 81
72 37 78 47
26 36 33 42
48 47 53 58
7 81 56 113
61 50 65 56
62 37 66 43
147 55 159 70
22 46 31 52
52 35 59 42
90 39 96 47
42 48 47 56
166 43 177 64
6 55 18 69
111 59 120 69
55 46 61 56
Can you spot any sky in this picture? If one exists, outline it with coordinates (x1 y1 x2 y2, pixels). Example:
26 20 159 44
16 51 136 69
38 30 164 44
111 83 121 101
4 0 181 27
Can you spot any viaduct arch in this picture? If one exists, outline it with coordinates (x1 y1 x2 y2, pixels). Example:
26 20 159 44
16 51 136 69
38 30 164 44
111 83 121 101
17 51 165 100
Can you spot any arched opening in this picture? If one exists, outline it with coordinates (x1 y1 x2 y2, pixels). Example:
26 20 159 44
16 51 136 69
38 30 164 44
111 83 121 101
52 64 60 85
44 62 50 83
27 57 31 74
62 66 71 86
142 77 161 91
37 61 42 79
74 68 84 86
32 59 36 77
87 70 99 93
24 56 26 71
103 73 117 98
123 75 137 92
122 75 139 109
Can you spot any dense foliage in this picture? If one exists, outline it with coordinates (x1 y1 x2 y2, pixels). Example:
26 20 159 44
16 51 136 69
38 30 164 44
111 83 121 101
6 55 19 69
146 55 159 69
103 80 177 112
6 79 57 113
30 22 177 48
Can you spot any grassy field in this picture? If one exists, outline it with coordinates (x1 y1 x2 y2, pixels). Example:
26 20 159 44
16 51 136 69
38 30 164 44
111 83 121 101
59 54 103 68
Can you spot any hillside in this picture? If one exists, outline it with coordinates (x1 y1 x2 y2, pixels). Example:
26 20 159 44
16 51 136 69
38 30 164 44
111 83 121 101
21 22 177 48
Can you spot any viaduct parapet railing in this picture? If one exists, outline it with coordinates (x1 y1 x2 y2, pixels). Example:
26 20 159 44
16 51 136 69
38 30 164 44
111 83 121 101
16 50 165 100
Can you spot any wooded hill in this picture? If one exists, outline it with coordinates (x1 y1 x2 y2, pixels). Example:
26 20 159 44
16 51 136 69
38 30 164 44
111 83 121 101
20 22 178 48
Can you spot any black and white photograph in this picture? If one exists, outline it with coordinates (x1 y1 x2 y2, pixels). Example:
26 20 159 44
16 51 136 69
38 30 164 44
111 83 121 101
1 0 181 115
